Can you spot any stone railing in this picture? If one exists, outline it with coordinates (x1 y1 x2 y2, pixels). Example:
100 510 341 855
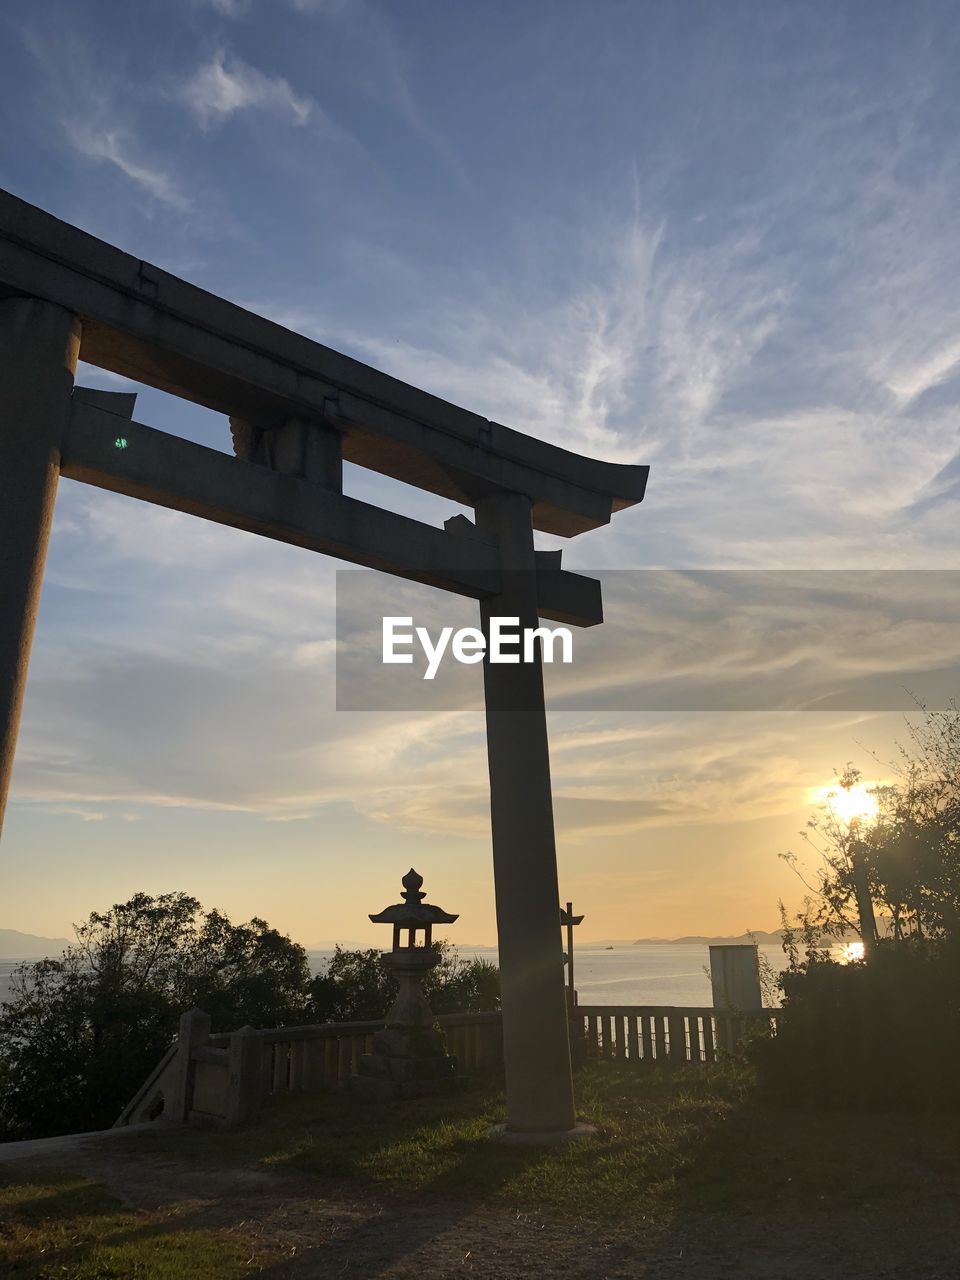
116 1008 504 1130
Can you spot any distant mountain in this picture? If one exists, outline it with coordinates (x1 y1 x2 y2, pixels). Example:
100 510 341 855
0 928 70 957
633 926 865 946
633 930 785 946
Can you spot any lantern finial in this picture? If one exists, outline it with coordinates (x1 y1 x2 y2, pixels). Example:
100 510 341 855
401 868 425 903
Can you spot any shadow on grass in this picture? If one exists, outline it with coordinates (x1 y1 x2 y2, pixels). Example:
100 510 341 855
122 1061 756 1277
0 1170 117 1223
0 1166 260 1278
652 1076 960 1277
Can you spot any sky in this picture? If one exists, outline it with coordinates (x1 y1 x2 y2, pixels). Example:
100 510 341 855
2 0 960 948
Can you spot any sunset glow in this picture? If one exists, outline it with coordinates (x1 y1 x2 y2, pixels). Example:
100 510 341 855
815 783 880 828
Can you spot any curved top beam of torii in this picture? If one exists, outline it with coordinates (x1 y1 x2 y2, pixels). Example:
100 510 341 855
0 188 647 539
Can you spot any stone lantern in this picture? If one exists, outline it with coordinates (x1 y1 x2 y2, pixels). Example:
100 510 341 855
352 868 459 1099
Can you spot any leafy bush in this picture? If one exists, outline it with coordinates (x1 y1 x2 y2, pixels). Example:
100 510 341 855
752 938 960 1109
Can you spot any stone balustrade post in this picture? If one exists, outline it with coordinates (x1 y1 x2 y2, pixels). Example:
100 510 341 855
170 1008 211 1124
224 1025 263 1125
302 1037 327 1092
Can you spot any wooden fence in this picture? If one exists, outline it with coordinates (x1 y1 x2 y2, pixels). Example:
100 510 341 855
575 1005 780 1064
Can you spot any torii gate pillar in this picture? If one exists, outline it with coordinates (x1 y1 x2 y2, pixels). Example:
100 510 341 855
477 491 577 1135
0 297 80 827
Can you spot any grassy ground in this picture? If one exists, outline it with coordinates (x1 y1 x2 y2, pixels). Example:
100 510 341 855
2 1062 960 1277
0 1169 265 1278
134 1061 755 1221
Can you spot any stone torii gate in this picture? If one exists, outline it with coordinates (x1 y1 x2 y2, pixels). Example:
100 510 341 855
0 189 647 1138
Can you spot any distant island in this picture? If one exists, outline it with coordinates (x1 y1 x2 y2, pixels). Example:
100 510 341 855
0 928 71 958
633 926 863 946
633 930 784 946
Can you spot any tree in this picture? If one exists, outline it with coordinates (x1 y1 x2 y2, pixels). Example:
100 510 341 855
0 893 310 1140
178 908 311 1029
307 947 393 1023
307 943 500 1023
757 702 960 1109
781 700 960 946
424 949 500 1015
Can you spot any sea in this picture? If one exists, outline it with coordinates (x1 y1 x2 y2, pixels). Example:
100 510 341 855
0 942 816 1009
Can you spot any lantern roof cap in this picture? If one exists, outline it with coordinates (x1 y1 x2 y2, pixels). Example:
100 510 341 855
560 906 584 926
369 869 459 926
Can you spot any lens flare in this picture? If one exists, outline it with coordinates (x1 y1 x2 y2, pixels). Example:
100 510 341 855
811 782 879 826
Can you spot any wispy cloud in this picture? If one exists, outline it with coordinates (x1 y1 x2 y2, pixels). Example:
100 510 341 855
884 336 960 408
228 121 960 578
287 0 357 13
180 49 313 128
64 124 192 212
46 806 107 823
15 19 193 215
249 213 786 469
284 0 472 188
203 0 252 15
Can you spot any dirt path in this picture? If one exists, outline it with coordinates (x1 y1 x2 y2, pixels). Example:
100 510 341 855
0 1122 157 1163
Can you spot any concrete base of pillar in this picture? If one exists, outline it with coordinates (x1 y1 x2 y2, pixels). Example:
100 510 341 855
487 1121 597 1146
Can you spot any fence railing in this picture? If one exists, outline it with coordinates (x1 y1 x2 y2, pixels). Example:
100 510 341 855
116 1008 505 1130
116 1003 776 1130
223 1011 504 1105
576 1005 780 1064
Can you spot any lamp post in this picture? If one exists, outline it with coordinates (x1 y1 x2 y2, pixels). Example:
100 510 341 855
561 900 586 1069
560 901 584 1010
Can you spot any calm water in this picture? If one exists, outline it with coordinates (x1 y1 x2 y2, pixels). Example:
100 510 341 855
0 943 796 1009
427 943 792 1007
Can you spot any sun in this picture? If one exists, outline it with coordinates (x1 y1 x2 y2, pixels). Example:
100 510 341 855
810 782 879 827
843 941 866 963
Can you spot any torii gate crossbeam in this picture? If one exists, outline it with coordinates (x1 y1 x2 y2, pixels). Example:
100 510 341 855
0 190 648 1138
